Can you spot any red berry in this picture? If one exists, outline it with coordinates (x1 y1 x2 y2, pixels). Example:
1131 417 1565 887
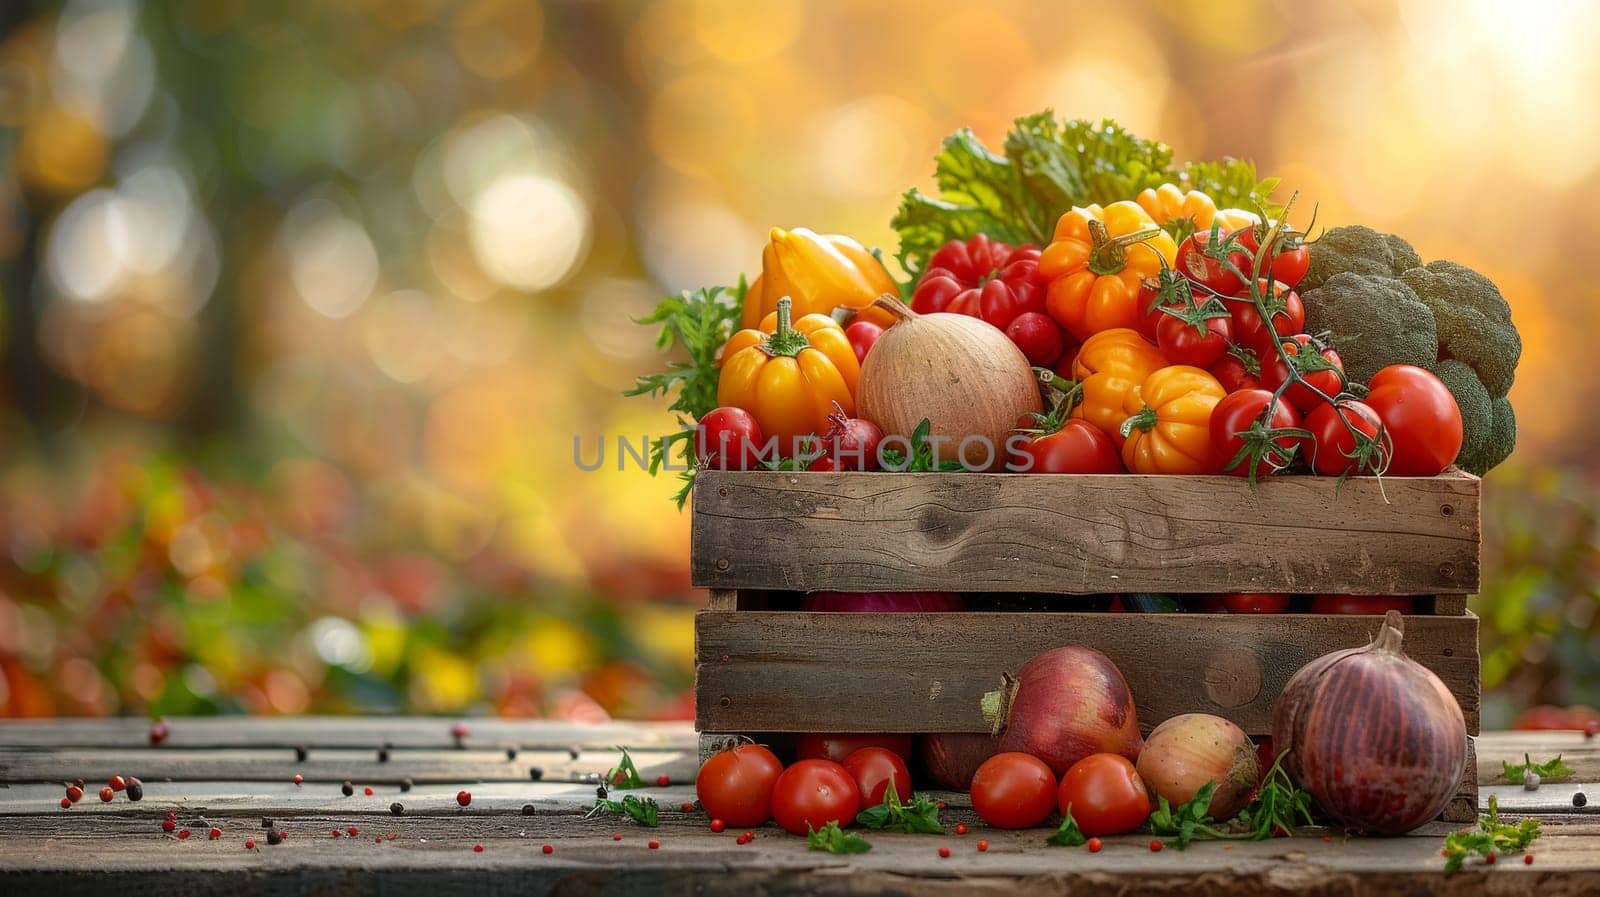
1525 854 1535 865
1485 853 1496 865
451 722 470 739
1150 839 1163 852
977 839 989 852
179 830 191 840
65 785 83 803
938 846 951 858
293 775 303 785
108 776 126 792
278 831 288 840
955 823 967 835
375 837 382 843
680 802 695 812
98 787 114 802
244 840 255 850
709 819 726 833
742 831 754 841
1586 719 1599 738
149 719 170 745
656 775 671 787
162 819 176 833
387 833 396 840
937 801 947 810
456 790 472 807
209 828 222 840
364 787 374 796
648 840 660 850
331 829 341 838
347 827 359 837
473 844 483 853
1088 838 1103 853
612 833 622 841
542 844 554 854
59 797 72 809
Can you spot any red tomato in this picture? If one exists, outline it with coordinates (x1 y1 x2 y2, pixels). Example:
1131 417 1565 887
970 753 1057 830
841 747 912 810
1224 281 1305 358
1363 364 1464 476
770 760 861 836
844 321 883 364
1156 305 1233 368
1209 349 1262 393
1008 419 1123 474
1305 399 1386 477
696 407 768 470
806 454 839 471
1209 388 1303 479
1005 312 1066 366
1175 229 1248 296
1260 334 1345 412
1135 270 1197 342
1309 595 1416 615
1236 225 1310 289
796 734 913 764
1194 593 1292 613
1056 753 1152 837
694 743 783 827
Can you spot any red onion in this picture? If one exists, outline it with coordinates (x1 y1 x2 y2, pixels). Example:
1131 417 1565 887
1136 713 1259 821
981 646 1143 776
1272 610 1466 834
819 402 883 471
801 592 964 613
919 733 997 791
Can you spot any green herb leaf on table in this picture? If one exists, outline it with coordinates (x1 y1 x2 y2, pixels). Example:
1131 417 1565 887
1501 753 1574 783
588 793 660 827
807 821 872 854
1047 807 1087 847
604 746 646 789
855 781 943 834
1147 781 1235 849
883 419 964 473
1238 752 1317 840
1442 795 1540 872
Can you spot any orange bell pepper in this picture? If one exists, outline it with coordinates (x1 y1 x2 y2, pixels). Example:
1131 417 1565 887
1135 183 1261 239
1039 202 1178 342
1067 328 1166 445
1119 365 1226 474
742 227 900 330
718 297 860 455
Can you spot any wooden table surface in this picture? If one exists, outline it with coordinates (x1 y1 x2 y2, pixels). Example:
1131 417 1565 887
1 718 1597 896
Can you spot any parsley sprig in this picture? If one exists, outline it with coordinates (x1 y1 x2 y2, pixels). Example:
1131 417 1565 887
1237 752 1317 840
1149 782 1235 849
880 419 965 472
604 747 645 789
807 821 872 854
855 781 943 834
1442 795 1540 872
1501 753 1574 784
1046 807 1087 846
587 792 660 827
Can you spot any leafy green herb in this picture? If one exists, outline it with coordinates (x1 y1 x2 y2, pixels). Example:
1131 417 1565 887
588 793 660 827
1046 807 1087 847
1148 781 1235 850
1177 159 1283 225
855 781 943 834
1442 795 1540 872
624 280 747 508
604 747 645 789
807 821 872 854
1502 753 1574 783
1237 752 1317 840
880 419 965 472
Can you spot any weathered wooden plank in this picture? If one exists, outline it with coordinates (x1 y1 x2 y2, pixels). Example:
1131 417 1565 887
695 611 1480 735
0 717 696 752
0 747 696 787
706 588 739 610
1477 730 1600 782
1442 737 1478 823
692 470 1481 594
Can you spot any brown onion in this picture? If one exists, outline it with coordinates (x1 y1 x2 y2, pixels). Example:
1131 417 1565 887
919 733 997 791
1136 713 1258 821
1271 610 1466 834
856 295 1042 470
982 646 1143 776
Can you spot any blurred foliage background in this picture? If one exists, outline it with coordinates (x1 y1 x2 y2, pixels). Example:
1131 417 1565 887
0 0 1594 727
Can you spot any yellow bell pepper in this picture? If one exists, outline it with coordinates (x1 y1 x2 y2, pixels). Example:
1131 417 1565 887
718 297 860 455
1068 328 1166 445
742 227 900 330
1119 365 1226 474
1136 183 1260 237
1039 201 1178 342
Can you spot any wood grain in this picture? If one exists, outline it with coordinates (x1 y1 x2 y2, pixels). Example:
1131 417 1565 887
692 470 1481 594
694 611 1480 735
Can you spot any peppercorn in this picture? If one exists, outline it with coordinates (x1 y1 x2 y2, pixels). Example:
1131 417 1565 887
595 786 609 801
162 819 176 833
568 746 580 760
266 830 283 846
341 781 354 797
977 839 989 852
647 840 660 850
244 840 255 850
710 819 726 833
938 846 951 858
59 797 71 809
363 786 374 796
680 801 695 812
528 767 543 782
473 844 484 853
1087 837 1103 853
505 746 518 760
377 747 389 763
656 775 671 787
612 833 622 842
293 774 303 785
178 830 191 840
125 777 143 801
65 785 83 803
209 828 222 840
457 790 471 807
98 787 114 802
261 817 274 829
400 777 413 792
955 823 967 835
542 844 554 854
521 804 537 816
1150 839 1164 852
294 746 307 762
148 720 170 745
1575 791 1588 808
390 802 405 817
107 775 126 792
1525 854 1535 865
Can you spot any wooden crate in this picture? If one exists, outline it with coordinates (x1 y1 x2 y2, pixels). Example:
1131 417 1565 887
691 468 1482 820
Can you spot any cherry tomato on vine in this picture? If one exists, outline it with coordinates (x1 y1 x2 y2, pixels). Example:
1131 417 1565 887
1008 420 1124 474
843 321 884 365
1156 305 1233 368
1006 312 1066 366
1305 399 1386 477
970 753 1057 829
1260 334 1345 412
1362 364 1464 476
1134 269 1197 342
1309 595 1415 615
1194 593 1292 613
841 747 912 810
770 760 861 836
796 734 913 764
1236 224 1311 288
695 743 784 828
696 407 768 470
1056 753 1152 837
1175 229 1249 297
1209 389 1304 480
1209 349 1263 393
1223 280 1305 358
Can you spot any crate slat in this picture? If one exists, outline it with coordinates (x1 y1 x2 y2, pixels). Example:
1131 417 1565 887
692 470 1480 595
694 610 1479 735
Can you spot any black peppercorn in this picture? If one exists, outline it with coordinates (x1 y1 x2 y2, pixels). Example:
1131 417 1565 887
1576 791 1588 808
390 802 404 816
294 746 307 762
125 777 143 801
261 817 274 829
399 777 413 792
529 767 544 782
266 830 283 846
377 747 389 763
521 804 537 816
506 746 518 760
341 781 354 797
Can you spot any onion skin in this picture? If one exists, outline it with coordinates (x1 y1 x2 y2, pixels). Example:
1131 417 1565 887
919 733 997 791
1271 610 1466 834
857 295 1043 471
801 592 965 613
983 646 1143 776
1136 713 1259 821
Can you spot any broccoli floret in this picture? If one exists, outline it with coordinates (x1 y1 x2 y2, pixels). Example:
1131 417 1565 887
1302 226 1422 290
1427 359 1491 464
1456 396 1516 475
1400 261 1521 398
1302 272 1437 384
